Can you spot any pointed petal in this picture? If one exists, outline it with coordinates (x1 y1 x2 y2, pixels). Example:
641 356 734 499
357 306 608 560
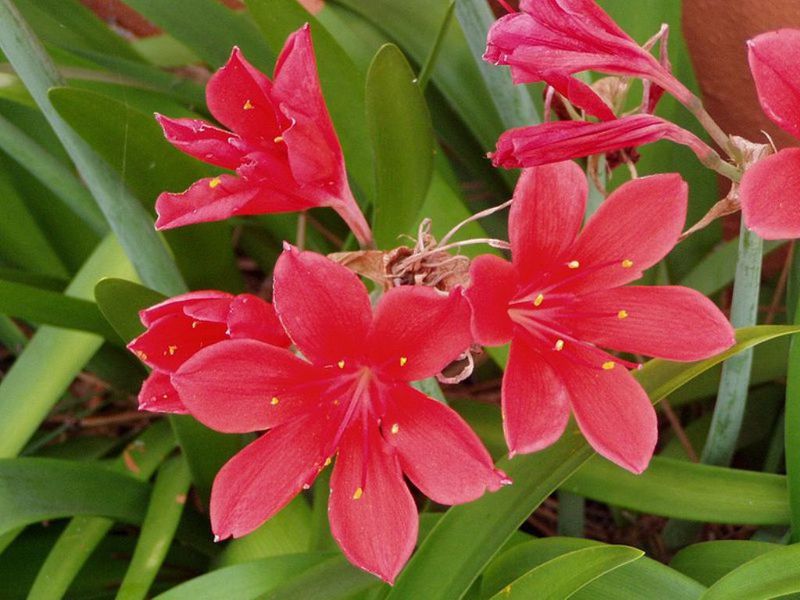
491 115 712 169
510 163 587 278
128 313 227 372
556 353 657 474
329 424 417 584
211 415 336 539
568 286 735 361
565 173 687 293
138 371 187 414
740 148 800 240
155 115 247 170
748 29 800 139
206 47 281 141
367 286 472 381
383 384 508 505
173 339 327 433
544 71 616 121
139 291 231 327
227 294 291 347
502 339 570 456
466 254 516 347
273 246 372 366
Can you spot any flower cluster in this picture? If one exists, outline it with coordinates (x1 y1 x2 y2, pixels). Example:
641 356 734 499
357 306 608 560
127 4 800 582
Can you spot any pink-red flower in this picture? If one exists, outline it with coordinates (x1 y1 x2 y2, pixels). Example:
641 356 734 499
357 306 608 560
484 0 692 121
154 24 373 247
739 29 800 239
128 291 289 413
165 247 508 583
466 162 734 472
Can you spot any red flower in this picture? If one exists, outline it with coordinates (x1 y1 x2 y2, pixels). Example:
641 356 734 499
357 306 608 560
491 114 714 169
484 0 692 120
169 247 508 583
740 29 800 239
466 162 734 473
128 291 289 413
154 24 373 247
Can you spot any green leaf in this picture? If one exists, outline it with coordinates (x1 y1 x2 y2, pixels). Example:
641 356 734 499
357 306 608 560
699 544 800 600
154 554 332 600
670 541 781 587
489 545 643 600
0 458 149 535
366 44 434 247
262 556 380 600
563 456 790 525
117 456 192 600
95 277 166 342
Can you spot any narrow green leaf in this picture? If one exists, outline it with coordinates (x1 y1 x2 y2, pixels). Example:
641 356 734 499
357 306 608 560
0 0 186 295
787 248 800 542
700 544 800 600
366 44 434 247
0 458 149 535
262 556 379 600
670 541 781 587
490 546 643 600
418 1 455 91
117 456 192 600
95 277 166 341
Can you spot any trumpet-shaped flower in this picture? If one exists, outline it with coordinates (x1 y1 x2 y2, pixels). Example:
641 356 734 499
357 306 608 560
128 291 289 413
739 29 800 239
168 246 508 583
466 162 734 473
154 25 372 247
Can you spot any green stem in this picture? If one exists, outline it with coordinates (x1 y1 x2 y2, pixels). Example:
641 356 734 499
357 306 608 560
786 260 800 542
417 0 455 91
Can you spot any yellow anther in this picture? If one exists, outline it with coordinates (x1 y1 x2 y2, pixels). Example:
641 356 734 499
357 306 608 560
324 457 332 466
273 136 284 143
337 360 346 369
135 350 148 361
209 177 222 189
602 361 616 370
390 423 400 434
333 399 340 406
621 259 634 268
533 294 544 307
399 356 408 367
191 321 199 328
243 99 254 110
270 397 279 406
567 260 580 269
353 487 363 500
167 345 177 356
554 339 565 351
617 310 629 320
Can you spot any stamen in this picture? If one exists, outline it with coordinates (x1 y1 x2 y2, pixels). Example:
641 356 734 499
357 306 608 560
243 99 254 110
353 487 363 500
554 339 565 351
567 260 580 269
167 345 177 356
617 310 629 319
533 294 544 307
602 361 616 370
134 350 148 361
208 177 222 189
337 360 346 369
273 136 284 143
270 397 279 405
191 321 199 328
399 356 408 367
324 457 332 466
622 259 634 268
496 0 517 13
390 423 400 434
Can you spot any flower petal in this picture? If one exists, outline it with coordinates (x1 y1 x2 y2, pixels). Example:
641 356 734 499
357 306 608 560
329 423 417 584
138 371 187 414
555 352 657 474
466 254 517 347
140 290 231 327
382 384 508 504
491 115 713 169
510 163 587 278
155 115 247 170
367 286 472 381
273 246 372 366
128 313 227 372
565 173 687 293
748 29 800 139
567 285 735 361
740 148 800 240
172 339 327 433
211 414 336 540
227 294 291 347
206 47 281 141
502 339 569 456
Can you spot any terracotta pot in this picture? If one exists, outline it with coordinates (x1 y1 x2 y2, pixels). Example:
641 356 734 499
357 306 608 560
683 0 800 147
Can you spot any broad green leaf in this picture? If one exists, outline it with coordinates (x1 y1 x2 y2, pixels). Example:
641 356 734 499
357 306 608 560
484 538 705 600
388 325 799 600
366 44 434 247
700 544 800 600
489 545 643 600
0 458 149 535
118 456 192 600
95 277 166 341
155 554 333 600
670 541 781 587
122 0 273 69
563 456 790 525
0 236 136 458
0 278 118 340
262 556 380 600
